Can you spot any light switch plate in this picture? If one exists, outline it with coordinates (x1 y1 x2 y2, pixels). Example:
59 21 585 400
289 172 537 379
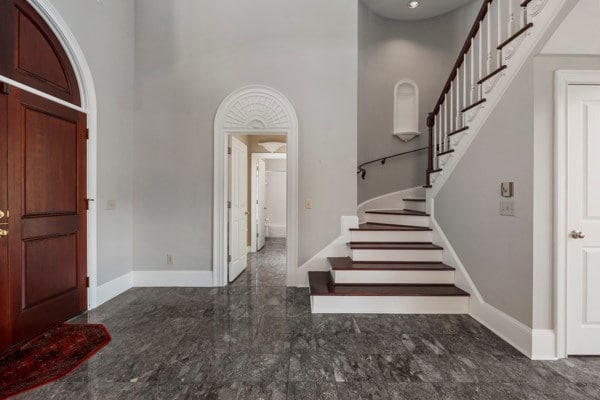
500 201 515 216
304 198 313 209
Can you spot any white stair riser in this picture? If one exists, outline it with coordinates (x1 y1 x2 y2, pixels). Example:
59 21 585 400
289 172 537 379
311 295 469 314
404 202 426 213
366 213 429 227
332 270 455 285
352 249 443 262
351 230 432 243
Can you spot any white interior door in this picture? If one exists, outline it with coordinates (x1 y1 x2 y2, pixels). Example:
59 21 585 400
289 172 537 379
228 136 248 282
567 84 600 355
256 159 267 251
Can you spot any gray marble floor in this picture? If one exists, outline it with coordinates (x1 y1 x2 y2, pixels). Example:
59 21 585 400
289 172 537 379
15 238 600 399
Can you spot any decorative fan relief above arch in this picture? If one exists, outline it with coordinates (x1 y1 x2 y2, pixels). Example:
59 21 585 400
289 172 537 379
223 93 291 130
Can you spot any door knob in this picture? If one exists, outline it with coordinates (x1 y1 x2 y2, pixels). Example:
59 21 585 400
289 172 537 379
0 228 7 237
0 210 4 219
570 230 586 239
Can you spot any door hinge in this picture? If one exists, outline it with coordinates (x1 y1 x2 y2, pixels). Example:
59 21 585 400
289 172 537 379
227 201 232 209
228 255 232 263
86 128 89 140
1 82 10 95
85 276 90 288
85 198 94 210
228 147 232 155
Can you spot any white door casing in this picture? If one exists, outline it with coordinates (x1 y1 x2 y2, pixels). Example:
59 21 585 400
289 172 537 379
257 159 266 251
228 136 248 282
213 86 298 287
566 84 600 355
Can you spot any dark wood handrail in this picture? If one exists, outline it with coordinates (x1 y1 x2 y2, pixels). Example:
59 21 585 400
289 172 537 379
357 147 428 180
431 0 492 117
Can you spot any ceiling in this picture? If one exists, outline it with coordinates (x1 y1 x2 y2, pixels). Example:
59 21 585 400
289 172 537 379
363 0 476 21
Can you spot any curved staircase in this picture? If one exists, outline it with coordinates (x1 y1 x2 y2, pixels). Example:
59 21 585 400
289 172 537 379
309 200 470 314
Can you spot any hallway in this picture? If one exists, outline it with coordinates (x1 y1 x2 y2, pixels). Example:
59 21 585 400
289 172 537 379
14 240 600 399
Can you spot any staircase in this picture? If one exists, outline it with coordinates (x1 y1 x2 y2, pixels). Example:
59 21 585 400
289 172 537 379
309 0 574 315
309 198 470 314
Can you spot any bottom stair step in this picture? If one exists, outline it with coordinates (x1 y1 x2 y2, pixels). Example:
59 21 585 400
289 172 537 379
309 271 469 314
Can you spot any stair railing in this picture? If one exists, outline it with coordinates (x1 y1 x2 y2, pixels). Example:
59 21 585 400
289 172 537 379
426 0 535 187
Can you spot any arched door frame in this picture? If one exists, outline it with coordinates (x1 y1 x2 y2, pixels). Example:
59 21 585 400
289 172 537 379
213 85 299 287
0 0 100 308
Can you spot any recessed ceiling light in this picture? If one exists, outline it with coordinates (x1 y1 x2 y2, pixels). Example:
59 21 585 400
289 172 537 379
407 1 420 9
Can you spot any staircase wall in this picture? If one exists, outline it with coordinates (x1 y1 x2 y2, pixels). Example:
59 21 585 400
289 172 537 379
357 0 481 204
435 60 535 327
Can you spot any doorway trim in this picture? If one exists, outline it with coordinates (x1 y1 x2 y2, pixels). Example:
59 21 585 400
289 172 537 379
250 152 287 253
213 85 299 287
554 70 600 359
1 0 99 309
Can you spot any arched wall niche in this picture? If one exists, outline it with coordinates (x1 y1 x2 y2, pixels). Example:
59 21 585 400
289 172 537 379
0 0 81 105
393 79 420 142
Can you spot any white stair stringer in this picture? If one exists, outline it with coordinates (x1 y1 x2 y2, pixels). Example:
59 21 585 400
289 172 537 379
429 0 578 198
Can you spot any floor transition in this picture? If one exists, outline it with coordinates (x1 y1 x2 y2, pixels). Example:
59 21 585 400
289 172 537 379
15 238 600 399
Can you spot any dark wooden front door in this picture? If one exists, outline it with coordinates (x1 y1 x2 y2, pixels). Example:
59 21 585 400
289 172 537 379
0 88 87 350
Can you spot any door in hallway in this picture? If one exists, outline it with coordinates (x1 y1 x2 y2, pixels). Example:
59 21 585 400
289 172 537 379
256 159 266 251
228 136 248 282
567 84 600 355
0 89 87 350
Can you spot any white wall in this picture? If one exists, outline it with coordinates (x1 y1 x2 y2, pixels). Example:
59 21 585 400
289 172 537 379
436 61 535 327
133 0 357 271
48 0 135 285
357 0 480 203
541 0 600 56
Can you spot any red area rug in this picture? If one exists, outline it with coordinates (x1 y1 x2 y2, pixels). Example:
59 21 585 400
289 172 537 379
0 324 111 399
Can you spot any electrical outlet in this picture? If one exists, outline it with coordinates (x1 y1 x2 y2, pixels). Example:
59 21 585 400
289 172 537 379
106 200 116 210
167 254 174 265
500 201 515 216
304 198 313 209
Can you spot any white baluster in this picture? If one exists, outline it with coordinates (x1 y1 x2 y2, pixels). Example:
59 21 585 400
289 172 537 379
478 23 483 81
444 94 448 151
436 113 441 159
456 68 462 129
450 83 454 133
497 0 503 67
470 42 477 103
486 3 493 74
463 55 468 109
508 0 515 37
433 113 438 168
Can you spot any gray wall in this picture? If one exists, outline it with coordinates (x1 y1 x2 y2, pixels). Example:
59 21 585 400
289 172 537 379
436 61 535 326
532 55 600 329
133 0 358 271
49 0 135 285
357 0 480 203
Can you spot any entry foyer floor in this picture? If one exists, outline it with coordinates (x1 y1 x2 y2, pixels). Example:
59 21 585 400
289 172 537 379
15 238 600 399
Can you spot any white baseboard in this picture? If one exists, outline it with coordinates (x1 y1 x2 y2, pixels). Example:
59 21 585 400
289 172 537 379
96 272 133 307
532 329 558 360
430 204 539 359
132 270 213 287
470 299 533 358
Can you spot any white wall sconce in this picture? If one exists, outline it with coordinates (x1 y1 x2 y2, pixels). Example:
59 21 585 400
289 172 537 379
259 142 286 153
393 79 420 142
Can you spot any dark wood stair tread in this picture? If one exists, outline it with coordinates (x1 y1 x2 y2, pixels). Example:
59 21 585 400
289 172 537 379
348 242 443 250
328 257 454 271
403 198 425 202
309 272 469 297
365 209 429 216
351 223 431 232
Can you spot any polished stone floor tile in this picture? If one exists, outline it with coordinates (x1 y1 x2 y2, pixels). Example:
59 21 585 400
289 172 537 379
12 238 600 400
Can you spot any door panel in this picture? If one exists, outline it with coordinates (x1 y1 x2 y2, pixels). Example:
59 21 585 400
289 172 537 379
567 84 600 355
228 137 248 282
6 88 87 347
0 90 9 350
257 159 266 251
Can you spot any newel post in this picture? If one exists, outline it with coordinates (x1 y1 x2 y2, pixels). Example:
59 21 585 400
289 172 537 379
426 112 435 187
